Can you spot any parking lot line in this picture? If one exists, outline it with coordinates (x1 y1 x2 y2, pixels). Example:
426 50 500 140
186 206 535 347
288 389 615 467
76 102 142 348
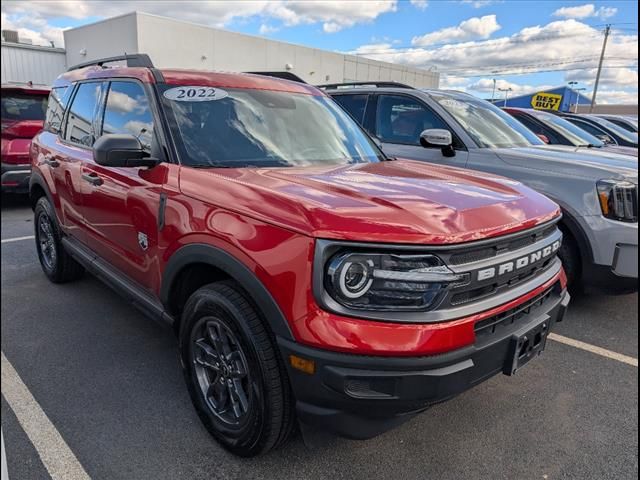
548 333 638 367
1 353 90 480
0 236 34 244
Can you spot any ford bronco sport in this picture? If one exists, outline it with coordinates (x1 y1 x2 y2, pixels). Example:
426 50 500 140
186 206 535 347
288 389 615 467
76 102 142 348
30 55 569 457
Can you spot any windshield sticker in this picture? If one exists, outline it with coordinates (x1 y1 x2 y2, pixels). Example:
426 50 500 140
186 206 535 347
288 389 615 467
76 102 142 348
439 99 467 110
163 86 229 102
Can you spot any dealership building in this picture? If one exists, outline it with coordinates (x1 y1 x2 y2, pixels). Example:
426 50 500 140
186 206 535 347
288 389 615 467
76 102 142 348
2 11 440 89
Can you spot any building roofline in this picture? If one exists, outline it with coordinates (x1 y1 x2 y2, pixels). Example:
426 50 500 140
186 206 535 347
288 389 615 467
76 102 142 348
1 41 65 54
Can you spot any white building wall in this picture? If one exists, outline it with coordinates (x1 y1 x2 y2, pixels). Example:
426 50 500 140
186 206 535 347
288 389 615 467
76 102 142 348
1 42 66 85
64 12 439 88
63 13 140 69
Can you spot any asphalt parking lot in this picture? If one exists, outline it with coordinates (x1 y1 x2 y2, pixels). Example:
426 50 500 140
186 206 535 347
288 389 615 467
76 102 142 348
1 194 638 480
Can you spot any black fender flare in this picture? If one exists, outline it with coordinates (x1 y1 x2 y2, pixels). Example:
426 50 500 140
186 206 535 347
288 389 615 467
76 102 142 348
545 196 594 265
28 170 56 211
160 243 294 340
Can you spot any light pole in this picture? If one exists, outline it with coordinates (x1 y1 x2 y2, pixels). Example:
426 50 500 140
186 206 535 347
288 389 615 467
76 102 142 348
491 78 497 103
573 87 587 113
568 81 578 113
498 87 512 107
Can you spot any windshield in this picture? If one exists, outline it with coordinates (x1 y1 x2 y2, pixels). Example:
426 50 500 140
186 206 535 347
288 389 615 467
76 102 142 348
160 86 383 168
588 116 639 143
432 94 542 148
1 92 48 121
529 110 604 147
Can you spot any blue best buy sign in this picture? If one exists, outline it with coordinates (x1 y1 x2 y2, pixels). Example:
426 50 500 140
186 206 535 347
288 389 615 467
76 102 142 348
491 86 591 112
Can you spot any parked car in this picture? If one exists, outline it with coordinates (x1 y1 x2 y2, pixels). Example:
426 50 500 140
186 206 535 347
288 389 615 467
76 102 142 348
591 114 638 133
504 107 637 157
556 112 638 148
324 83 638 292
1 83 50 192
30 55 570 456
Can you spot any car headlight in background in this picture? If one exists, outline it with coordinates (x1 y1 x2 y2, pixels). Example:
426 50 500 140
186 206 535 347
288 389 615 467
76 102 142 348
325 252 467 311
597 180 638 223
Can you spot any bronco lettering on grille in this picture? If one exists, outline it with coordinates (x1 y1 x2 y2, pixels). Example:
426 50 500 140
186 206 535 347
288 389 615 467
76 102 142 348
476 240 561 282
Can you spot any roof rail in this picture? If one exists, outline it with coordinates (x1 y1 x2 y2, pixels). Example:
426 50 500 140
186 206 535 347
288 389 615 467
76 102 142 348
245 71 307 84
317 81 415 90
67 53 154 72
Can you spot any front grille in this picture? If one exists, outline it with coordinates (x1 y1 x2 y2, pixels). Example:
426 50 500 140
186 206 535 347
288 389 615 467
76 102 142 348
474 285 555 339
431 220 563 311
448 225 556 266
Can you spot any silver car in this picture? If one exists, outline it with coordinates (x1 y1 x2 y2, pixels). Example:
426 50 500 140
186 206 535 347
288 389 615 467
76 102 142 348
325 84 638 293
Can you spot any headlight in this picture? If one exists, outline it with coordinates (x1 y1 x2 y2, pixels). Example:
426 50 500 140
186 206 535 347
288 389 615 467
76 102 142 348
325 252 467 311
597 180 638 223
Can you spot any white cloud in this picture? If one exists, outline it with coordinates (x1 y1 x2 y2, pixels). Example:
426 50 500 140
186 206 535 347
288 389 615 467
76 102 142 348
410 0 429 10
552 4 618 20
591 89 638 104
566 67 638 87
460 0 502 8
1 0 398 45
351 19 637 93
258 24 279 35
1 11 66 47
412 15 501 46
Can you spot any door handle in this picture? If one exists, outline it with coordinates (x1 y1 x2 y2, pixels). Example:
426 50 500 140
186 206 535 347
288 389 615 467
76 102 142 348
82 172 103 186
42 156 60 168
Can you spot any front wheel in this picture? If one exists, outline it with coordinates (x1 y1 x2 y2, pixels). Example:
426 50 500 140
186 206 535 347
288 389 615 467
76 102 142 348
179 281 294 457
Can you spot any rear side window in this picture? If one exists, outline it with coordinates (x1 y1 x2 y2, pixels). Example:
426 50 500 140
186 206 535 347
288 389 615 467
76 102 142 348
513 114 561 144
567 118 612 142
64 82 102 147
44 86 72 134
1 92 48 121
101 81 154 153
332 94 368 123
375 94 449 146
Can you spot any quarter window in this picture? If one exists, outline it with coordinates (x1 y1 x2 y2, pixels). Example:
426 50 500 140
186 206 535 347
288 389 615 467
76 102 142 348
102 82 154 152
375 95 449 146
65 82 102 147
44 86 72 134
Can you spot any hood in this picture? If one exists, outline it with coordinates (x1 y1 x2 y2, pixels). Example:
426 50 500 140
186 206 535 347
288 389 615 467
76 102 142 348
600 145 638 157
494 145 638 184
179 160 560 244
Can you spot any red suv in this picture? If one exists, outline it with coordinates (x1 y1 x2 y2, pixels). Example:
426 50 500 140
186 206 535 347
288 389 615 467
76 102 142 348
2 83 50 192
30 55 570 456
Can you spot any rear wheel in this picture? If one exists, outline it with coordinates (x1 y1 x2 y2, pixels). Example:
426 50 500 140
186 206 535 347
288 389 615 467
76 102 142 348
34 197 84 283
179 281 294 457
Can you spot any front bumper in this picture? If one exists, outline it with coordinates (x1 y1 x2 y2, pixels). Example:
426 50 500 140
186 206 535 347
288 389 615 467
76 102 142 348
579 215 638 292
1 163 31 192
279 283 570 439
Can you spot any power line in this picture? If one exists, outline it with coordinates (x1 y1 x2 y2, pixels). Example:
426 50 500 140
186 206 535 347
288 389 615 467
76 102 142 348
449 64 638 78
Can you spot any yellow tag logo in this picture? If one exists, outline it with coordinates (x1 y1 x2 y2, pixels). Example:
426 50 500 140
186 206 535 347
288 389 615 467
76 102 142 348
531 92 562 111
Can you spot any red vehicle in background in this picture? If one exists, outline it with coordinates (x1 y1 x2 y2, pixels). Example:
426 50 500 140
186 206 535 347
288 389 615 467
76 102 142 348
1 83 50 192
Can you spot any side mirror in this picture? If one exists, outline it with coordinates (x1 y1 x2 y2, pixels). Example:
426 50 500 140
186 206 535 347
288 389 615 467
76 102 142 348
93 134 158 168
536 133 550 144
420 129 456 157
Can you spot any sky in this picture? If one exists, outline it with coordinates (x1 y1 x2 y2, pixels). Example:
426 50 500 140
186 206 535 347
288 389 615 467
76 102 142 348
1 0 638 104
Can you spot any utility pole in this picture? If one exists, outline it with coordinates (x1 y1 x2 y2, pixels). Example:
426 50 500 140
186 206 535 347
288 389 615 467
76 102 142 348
491 78 497 102
590 24 611 113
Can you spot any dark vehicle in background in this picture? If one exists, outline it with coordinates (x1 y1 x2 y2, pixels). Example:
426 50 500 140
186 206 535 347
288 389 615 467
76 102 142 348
1 83 50 192
556 112 638 148
591 114 638 134
325 83 638 293
504 107 637 157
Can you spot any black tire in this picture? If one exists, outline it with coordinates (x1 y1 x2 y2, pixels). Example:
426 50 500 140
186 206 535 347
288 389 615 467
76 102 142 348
179 281 294 457
34 196 84 283
558 227 581 290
